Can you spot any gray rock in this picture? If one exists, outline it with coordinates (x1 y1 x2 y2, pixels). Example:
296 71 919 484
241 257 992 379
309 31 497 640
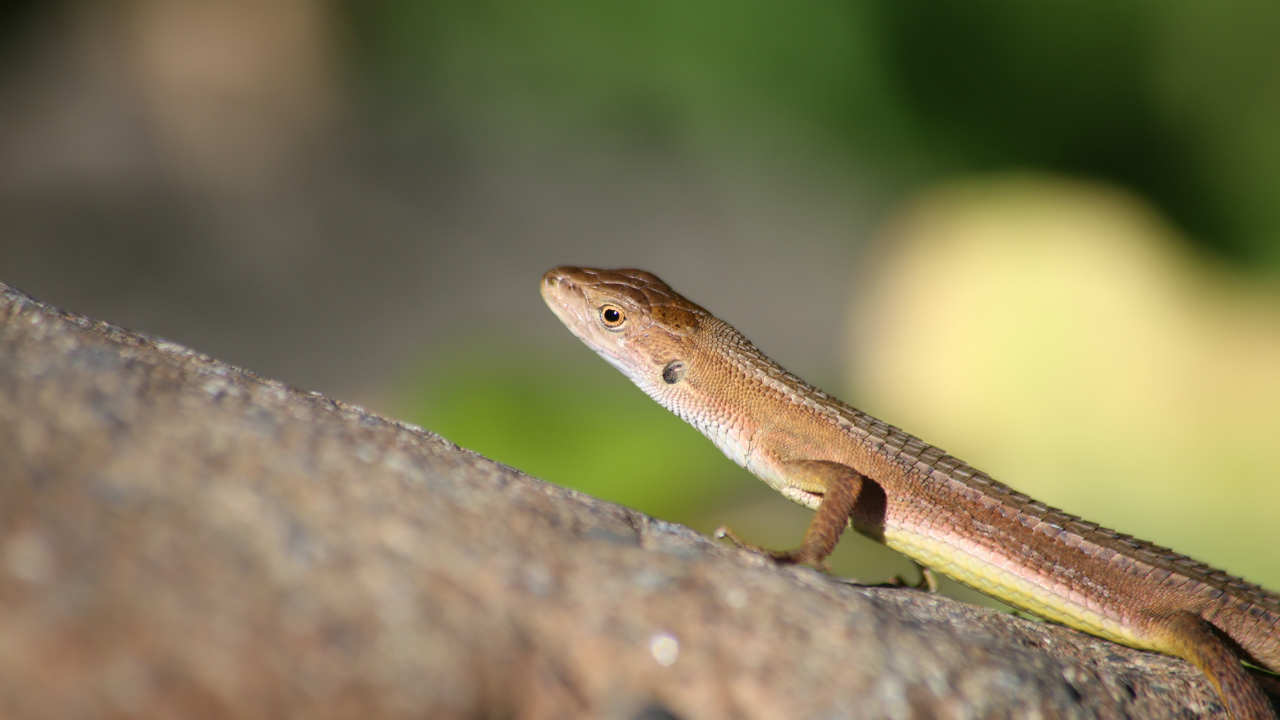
0 281 1254 719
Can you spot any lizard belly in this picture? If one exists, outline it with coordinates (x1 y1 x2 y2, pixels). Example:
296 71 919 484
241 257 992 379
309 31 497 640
881 525 1159 652
749 452 1165 653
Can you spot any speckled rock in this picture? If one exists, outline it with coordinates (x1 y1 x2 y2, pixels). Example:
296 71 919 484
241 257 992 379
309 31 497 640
0 281 1257 719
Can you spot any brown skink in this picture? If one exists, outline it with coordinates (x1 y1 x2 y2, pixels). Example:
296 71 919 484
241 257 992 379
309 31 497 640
541 266 1279 719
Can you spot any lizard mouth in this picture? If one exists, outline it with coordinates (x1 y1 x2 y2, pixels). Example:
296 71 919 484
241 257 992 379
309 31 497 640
540 270 604 351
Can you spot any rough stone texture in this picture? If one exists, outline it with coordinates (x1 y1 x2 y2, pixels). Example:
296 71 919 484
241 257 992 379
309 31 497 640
0 280 1269 719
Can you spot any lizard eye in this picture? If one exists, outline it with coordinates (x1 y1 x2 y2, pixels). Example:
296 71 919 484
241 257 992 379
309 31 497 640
600 305 626 328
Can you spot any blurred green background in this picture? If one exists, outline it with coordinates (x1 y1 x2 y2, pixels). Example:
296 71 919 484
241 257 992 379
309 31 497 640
2 1 1279 607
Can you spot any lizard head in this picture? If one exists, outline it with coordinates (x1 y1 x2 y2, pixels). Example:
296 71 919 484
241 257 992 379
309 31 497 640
542 266 781 469
541 267 708 393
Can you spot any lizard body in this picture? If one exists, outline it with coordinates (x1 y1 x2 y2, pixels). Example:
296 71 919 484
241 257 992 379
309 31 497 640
541 266 1279 719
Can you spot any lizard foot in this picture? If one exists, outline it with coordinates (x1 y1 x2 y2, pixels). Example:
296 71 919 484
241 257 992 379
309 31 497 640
714 526 832 572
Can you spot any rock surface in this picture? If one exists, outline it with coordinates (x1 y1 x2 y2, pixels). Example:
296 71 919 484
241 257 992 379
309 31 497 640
0 281 1257 719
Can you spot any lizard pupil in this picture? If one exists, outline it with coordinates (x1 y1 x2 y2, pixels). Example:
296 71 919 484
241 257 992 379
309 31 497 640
602 307 623 325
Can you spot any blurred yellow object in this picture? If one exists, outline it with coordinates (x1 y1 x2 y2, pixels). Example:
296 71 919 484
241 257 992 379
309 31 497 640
848 175 1280 590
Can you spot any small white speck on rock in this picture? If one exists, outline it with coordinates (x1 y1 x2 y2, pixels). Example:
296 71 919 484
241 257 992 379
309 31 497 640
649 632 679 667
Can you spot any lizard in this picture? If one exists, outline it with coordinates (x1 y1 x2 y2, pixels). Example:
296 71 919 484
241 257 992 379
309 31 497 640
541 265 1280 719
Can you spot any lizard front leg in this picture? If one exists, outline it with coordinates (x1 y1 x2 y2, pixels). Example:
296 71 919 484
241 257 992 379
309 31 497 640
717 459 865 570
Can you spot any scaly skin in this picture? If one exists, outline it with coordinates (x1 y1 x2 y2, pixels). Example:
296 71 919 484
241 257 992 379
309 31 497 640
541 266 1279 719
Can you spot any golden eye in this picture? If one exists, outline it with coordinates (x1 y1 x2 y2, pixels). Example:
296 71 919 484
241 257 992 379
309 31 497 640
600 305 625 327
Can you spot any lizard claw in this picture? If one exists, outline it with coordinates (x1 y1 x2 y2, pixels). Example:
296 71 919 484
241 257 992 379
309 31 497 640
714 525 761 551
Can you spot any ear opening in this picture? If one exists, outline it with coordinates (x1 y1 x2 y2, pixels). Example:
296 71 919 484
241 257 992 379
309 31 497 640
662 360 686 385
